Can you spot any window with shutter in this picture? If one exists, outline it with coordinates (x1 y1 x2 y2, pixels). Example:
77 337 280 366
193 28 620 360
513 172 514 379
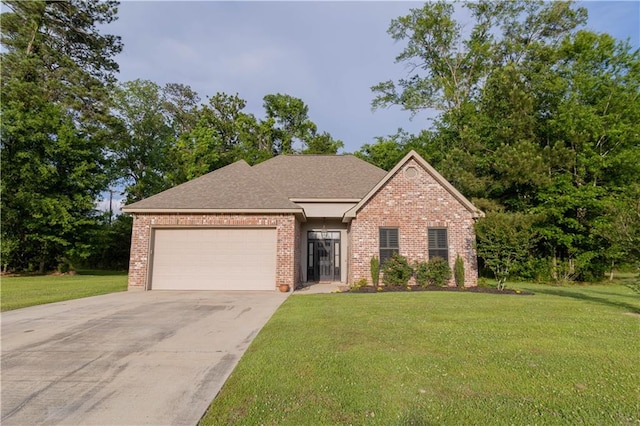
428 228 448 261
379 228 399 264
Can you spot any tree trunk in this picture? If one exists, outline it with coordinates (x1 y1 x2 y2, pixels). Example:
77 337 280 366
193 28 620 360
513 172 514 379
609 261 615 281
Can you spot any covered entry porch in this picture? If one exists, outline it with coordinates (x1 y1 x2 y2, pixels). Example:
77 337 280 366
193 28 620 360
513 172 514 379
300 219 348 284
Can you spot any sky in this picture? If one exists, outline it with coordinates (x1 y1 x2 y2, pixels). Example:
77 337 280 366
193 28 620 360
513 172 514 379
106 1 639 156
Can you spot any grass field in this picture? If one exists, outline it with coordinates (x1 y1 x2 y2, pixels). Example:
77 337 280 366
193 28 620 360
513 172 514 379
1 271 128 311
201 283 640 425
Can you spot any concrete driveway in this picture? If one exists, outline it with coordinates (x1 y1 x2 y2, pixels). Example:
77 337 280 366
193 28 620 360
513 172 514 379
1 290 289 425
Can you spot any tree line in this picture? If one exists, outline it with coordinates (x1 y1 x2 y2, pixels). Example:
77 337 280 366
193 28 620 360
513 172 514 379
359 1 640 282
1 1 342 272
2 1 638 283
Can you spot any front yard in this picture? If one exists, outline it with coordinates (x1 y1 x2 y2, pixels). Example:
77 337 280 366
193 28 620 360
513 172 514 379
201 284 639 425
0 271 128 311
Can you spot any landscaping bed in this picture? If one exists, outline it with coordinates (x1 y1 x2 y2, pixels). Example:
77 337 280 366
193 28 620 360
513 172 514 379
348 285 534 295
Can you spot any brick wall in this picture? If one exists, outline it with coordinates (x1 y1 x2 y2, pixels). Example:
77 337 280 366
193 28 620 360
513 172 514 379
127 213 299 290
348 159 479 287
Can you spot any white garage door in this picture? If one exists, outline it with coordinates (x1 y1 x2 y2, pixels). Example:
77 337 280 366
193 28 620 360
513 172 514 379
150 228 277 290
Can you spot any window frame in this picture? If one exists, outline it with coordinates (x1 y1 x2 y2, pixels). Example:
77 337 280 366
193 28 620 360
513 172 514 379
379 227 399 264
428 228 449 262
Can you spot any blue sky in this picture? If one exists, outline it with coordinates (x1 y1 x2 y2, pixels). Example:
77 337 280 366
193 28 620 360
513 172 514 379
108 1 639 154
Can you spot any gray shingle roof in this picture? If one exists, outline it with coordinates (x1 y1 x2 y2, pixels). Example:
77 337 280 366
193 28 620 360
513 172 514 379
123 155 388 212
122 160 301 212
252 155 387 199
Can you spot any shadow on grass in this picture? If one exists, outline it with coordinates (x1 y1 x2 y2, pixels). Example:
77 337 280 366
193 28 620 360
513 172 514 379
76 269 127 276
533 287 640 314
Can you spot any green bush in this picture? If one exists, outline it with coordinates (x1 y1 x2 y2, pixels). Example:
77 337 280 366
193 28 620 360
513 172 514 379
57 262 71 274
454 255 465 288
382 254 413 286
416 258 451 287
370 256 380 287
414 261 429 287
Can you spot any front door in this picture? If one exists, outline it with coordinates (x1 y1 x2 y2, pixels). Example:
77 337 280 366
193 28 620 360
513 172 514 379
307 231 340 282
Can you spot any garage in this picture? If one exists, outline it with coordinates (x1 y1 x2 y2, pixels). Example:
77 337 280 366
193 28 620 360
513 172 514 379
149 228 277 290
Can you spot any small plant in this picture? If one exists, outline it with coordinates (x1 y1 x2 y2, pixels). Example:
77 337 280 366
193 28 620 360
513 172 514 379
454 255 465 289
370 255 380 287
381 253 413 286
416 258 451 287
350 278 368 292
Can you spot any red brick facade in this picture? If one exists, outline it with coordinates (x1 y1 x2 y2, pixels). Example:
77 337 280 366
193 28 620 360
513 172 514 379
128 213 299 290
127 158 480 291
348 159 479 287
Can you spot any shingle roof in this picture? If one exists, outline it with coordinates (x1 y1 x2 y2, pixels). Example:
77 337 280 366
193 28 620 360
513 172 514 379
252 155 387 199
122 160 301 212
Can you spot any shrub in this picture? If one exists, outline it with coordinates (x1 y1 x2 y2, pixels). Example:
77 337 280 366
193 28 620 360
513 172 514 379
454 255 465 288
370 256 380 287
350 278 368 292
475 212 538 290
382 253 413 286
416 257 451 287
414 261 429 287
57 262 71 274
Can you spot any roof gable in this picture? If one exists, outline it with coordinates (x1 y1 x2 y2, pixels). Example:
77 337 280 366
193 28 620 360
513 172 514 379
122 160 302 213
343 150 484 221
252 155 387 199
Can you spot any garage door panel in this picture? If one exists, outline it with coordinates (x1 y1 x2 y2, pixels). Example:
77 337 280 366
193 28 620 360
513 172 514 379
150 228 276 290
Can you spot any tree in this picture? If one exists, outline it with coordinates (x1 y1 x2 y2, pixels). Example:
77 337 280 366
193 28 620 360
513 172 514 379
373 0 640 281
169 92 266 183
263 93 317 154
598 184 640 276
110 80 174 203
302 131 344 155
1 0 122 272
372 1 586 116
475 212 539 290
355 132 410 170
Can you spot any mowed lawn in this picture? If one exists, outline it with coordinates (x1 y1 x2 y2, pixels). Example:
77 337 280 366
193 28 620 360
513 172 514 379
201 284 640 425
1 271 128 311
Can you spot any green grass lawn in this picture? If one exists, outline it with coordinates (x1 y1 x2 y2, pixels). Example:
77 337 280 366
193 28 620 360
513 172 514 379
201 284 640 425
1 271 128 311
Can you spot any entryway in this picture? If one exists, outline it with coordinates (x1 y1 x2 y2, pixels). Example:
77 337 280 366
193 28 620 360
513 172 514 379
307 231 341 282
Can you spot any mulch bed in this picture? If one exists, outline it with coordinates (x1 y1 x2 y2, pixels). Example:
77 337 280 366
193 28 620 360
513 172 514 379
347 285 534 295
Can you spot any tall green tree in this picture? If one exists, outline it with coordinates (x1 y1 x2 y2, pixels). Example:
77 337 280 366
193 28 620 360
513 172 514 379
263 93 317 154
302 131 344 155
371 0 640 280
169 92 264 183
1 0 122 272
110 79 174 203
475 212 539 290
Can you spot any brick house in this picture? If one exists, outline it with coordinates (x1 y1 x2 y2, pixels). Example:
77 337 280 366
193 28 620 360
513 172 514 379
122 150 484 291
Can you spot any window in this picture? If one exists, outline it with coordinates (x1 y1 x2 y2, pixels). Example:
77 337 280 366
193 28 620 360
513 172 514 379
379 228 399 264
428 228 448 261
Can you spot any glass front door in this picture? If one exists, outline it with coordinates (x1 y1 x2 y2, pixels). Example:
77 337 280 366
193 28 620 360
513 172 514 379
307 231 340 282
